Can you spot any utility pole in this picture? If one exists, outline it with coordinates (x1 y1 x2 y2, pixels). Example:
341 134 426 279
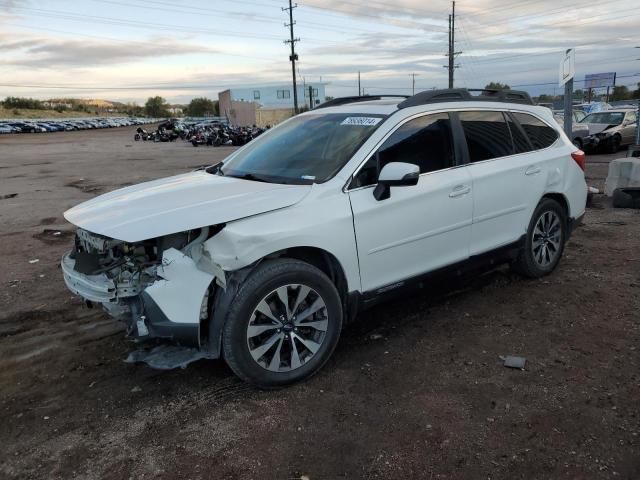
283 0 300 114
445 1 460 89
358 71 361 96
411 72 419 95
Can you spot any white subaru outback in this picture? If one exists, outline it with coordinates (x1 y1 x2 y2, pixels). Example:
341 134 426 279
62 89 587 387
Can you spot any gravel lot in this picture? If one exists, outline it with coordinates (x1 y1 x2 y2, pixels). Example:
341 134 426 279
1 127 639 479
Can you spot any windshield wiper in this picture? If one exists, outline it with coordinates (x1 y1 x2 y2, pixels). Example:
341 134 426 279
227 172 276 183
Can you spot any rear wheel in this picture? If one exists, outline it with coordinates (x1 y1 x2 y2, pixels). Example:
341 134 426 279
222 259 343 388
512 198 566 278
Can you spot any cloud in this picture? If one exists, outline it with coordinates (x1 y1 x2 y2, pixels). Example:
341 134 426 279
0 0 638 102
0 33 221 68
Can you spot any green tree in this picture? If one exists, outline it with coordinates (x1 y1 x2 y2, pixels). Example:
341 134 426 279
144 96 170 117
3 96 44 109
610 85 630 101
484 82 510 91
632 83 640 99
185 97 216 117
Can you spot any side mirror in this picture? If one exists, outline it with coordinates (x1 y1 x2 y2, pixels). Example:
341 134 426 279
373 162 420 201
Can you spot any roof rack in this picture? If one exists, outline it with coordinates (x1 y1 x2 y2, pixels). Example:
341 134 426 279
316 95 410 109
398 88 534 108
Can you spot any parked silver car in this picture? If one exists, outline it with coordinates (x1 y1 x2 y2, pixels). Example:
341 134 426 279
554 112 589 149
580 109 638 153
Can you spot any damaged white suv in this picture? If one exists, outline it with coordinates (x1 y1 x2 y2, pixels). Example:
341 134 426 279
62 89 587 387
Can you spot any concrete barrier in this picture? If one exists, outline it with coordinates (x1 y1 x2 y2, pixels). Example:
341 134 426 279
604 158 640 196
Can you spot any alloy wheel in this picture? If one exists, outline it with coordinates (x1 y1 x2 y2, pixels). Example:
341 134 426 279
531 211 562 267
246 284 328 372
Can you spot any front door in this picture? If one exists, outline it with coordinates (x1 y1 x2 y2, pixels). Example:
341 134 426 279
348 113 473 293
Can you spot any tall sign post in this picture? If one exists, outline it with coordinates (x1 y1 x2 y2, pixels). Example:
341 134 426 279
559 49 575 140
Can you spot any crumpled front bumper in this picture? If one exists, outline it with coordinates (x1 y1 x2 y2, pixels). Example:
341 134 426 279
583 135 600 148
61 252 117 303
61 249 212 349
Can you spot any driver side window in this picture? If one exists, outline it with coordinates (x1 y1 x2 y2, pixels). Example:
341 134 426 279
350 113 454 188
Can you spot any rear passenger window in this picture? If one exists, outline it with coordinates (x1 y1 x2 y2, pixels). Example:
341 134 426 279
512 112 558 149
459 111 513 162
350 113 454 188
506 114 532 154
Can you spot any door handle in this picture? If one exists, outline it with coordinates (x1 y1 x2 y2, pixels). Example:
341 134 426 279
449 184 471 198
525 166 542 176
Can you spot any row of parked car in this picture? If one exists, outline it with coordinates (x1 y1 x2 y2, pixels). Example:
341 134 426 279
0 117 158 134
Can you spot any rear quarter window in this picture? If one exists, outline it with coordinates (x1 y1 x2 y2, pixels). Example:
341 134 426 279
459 111 513 162
512 112 559 150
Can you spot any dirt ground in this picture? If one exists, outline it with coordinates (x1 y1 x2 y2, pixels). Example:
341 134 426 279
0 127 638 480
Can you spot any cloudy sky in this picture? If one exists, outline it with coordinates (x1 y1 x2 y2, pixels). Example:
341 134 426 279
0 0 639 103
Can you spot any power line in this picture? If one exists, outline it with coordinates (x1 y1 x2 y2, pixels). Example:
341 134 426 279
460 6 640 40
91 0 397 36
0 3 351 46
298 1 449 33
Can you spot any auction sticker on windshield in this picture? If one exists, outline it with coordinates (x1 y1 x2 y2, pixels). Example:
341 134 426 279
340 117 382 126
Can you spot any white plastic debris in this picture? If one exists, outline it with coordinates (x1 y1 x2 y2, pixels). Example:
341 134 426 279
604 158 640 196
28 259 39 264
588 186 600 194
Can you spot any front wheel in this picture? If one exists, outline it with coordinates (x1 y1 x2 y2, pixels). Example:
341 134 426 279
512 198 566 278
607 134 621 154
221 259 343 388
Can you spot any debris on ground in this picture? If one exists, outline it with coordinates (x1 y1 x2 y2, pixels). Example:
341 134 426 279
125 344 215 370
1 193 18 199
28 259 39 264
499 355 527 370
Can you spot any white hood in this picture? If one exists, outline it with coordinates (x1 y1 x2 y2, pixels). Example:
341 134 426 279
64 170 311 242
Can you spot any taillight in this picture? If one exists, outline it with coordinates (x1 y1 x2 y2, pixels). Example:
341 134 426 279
571 150 586 171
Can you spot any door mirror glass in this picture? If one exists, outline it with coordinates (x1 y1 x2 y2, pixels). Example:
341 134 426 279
374 162 419 201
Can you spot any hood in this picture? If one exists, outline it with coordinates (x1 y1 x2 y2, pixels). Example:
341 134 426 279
64 170 312 242
584 123 618 135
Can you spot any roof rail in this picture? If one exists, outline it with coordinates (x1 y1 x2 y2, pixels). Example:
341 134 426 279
316 95 410 109
397 88 534 109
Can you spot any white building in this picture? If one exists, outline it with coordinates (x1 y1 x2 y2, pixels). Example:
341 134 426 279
221 83 327 110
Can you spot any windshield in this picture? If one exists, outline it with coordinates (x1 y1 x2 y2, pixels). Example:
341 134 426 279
580 112 625 125
219 113 386 184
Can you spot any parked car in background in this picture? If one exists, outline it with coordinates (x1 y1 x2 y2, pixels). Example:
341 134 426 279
554 111 589 149
580 109 637 153
577 102 611 114
61 88 587 387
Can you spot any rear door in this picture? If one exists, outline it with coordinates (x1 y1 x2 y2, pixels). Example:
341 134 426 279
348 113 473 292
461 110 558 255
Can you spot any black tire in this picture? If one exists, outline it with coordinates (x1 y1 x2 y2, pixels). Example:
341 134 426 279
221 259 343 388
607 134 621 154
512 198 567 278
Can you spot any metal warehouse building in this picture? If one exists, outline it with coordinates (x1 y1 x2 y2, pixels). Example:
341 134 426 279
218 83 326 127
